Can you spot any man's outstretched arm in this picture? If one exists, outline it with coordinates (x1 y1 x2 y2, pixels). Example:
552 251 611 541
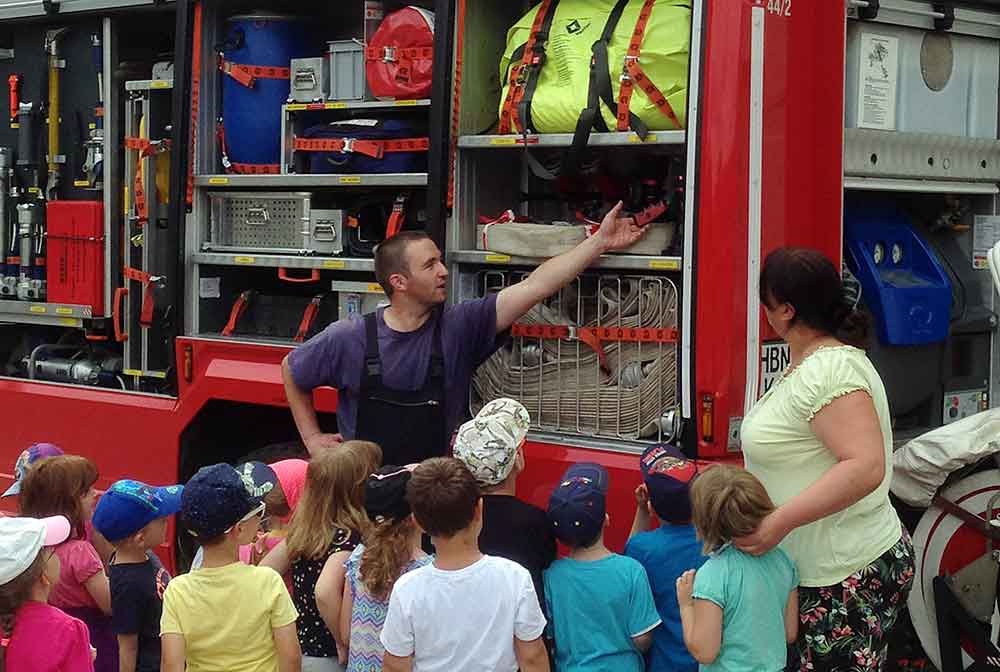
495 202 648 333
282 355 342 456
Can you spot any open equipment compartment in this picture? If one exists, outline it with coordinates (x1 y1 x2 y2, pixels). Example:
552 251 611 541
449 0 700 447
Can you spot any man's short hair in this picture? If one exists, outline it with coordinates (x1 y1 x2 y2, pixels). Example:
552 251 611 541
406 457 481 538
374 231 432 297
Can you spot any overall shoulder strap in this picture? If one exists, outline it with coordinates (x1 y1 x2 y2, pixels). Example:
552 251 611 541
363 311 382 381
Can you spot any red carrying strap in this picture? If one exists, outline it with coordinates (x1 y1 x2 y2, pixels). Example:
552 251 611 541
498 0 554 134
222 290 253 337
292 137 429 159
217 56 290 88
616 0 682 131
126 137 168 224
187 2 202 206
124 266 158 327
113 288 128 342
364 46 434 62
385 194 408 239
216 121 280 174
294 295 324 343
511 322 678 372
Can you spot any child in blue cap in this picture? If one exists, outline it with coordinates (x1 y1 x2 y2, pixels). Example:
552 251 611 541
625 445 708 672
160 463 300 671
91 480 183 672
544 463 661 672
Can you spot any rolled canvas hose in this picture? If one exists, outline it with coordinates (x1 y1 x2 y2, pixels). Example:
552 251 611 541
472 274 678 440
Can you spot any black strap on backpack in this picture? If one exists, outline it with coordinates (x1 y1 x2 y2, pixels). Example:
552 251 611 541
564 0 648 177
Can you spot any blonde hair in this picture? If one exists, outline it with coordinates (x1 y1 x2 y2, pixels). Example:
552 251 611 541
286 447 371 561
360 515 418 601
343 440 382 476
690 464 774 554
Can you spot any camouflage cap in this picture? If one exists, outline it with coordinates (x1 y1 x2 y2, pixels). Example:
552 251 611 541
454 398 531 486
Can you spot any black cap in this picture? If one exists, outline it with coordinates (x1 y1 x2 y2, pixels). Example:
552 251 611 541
364 465 414 523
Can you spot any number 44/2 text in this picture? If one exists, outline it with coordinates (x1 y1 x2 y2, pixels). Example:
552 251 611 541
767 0 792 17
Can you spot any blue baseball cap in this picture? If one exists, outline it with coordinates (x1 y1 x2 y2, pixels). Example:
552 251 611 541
547 463 609 547
640 444 698 523
3 443 65 497
92 480 184 542
181 463 274 540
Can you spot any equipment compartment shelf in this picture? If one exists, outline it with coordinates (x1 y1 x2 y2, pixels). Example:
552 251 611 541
458 131 686 149
283 99 431 113
0 301 93 328
192 252 375 272
449 250 682 272
194 174 428 188
124 79 174 91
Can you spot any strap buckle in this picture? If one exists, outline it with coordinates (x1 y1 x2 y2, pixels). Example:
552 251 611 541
340 138 356 154
383 46 397 63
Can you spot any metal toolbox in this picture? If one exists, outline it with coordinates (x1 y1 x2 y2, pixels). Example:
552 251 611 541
205 192 343 255
328 40 366 101
289 57 330 103
331 280 387 319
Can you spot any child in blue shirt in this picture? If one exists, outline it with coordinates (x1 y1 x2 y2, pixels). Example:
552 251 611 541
544 463 661 672
676 464 799 672
625 444 708 672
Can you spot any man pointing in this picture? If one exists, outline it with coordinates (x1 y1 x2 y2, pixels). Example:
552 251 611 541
283 202 646 463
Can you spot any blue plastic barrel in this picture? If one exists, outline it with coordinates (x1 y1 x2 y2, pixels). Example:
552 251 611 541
221 14 316 168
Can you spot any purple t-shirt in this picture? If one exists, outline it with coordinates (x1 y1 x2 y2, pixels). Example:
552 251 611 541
288 295 503 441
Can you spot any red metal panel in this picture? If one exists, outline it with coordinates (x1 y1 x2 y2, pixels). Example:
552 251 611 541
0 338 339 572
694 0 844 457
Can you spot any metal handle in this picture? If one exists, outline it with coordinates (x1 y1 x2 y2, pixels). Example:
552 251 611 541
312 223 338 242
278 268 321 284
293 70 317 90
113 287 128 342
244 206 270 226
847 0 944 19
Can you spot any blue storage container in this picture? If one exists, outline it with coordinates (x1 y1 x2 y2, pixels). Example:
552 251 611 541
844 202 952 346
299 118 428 174
221 14 317 169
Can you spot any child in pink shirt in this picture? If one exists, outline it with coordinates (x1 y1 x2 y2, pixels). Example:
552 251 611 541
19 455 116 672
0 515 95 672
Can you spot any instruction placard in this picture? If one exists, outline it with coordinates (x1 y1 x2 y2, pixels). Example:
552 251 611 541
973 216 1000 270
856 33 898 131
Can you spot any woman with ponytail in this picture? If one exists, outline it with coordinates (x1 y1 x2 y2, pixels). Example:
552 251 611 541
0 515 94 671
341 465 431 672
735 248 913 672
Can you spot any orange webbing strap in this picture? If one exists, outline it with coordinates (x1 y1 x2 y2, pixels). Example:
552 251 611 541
292 137 429 158
511 322 678 372
222 290 253 337
188 2 202 206
230 162 281 174
124 266 157 327
134 158 147 223
126 137 168 224
616 0 681 131
217 57 290 88
364 46 434 62
294 295 324 343
385 194 408 239
448 0 467 209
631 200 667 227
498 0 555 134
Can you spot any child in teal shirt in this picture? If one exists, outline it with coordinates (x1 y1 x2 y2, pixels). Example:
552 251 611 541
545 463 661 672
676 464 799 672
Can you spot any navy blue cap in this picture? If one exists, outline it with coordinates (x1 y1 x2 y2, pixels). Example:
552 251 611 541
181 463 268 539
640 444 698 523
233 461 279 501
91 480 183 542
547 463 608 547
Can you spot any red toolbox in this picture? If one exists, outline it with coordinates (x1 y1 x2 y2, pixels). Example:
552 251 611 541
46 201 105 313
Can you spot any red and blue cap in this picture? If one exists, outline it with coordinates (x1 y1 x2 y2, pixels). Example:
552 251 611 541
92 479 184 542
2 443 65 497
640 444 698 523
547 463 609 547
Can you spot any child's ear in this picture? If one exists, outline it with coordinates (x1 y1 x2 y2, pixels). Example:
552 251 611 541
604 514 610 529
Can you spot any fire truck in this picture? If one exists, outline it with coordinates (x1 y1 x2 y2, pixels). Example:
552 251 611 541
0 0 999 666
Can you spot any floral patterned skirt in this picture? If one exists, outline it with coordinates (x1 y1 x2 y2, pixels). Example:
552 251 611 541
793 531 915 672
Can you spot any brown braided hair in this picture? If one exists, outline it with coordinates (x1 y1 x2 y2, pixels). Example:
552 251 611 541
359 515 419 601
0 552 47 672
